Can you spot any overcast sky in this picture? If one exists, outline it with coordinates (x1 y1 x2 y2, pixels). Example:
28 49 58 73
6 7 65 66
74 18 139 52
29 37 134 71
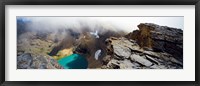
17 17 183 32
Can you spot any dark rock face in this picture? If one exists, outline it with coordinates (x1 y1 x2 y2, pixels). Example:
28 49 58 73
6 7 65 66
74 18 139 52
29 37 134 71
102 37 183 69
102 23 183 69
125 23 183 62
17 32 64 69
17 53 63 69
17 53 33 69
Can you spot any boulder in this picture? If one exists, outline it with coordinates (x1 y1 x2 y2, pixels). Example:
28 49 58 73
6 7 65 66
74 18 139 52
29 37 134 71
102 26 183 69
106 59 120 69
113 45 131 59
125 23 183 61
17 53 33 69
145 55 160 65
130 54 153 67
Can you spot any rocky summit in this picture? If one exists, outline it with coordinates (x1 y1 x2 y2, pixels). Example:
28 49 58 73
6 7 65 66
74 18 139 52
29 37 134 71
102 23 183 69
126 23 183 62
17 22 183 69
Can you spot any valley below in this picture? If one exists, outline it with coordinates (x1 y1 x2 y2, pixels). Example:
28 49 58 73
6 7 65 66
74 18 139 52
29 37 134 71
17 21 183 69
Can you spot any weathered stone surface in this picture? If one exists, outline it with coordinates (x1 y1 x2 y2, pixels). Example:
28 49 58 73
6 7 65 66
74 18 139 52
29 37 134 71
106 59 135 69
145 55 160 65
17 53 63 69
119 60 134 69
106 59 120 69
169 57 183 66
102 55 112 65
113 45 131 59
17 32 67 69
130 54 153 67
17 53 33 69
102 34 183 69
125 23 183 62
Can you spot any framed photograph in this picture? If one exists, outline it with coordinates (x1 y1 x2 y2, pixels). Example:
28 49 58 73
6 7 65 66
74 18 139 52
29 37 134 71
0 0 199 86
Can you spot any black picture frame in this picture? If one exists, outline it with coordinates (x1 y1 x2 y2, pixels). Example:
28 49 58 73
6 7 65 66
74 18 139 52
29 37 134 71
0 0 199 86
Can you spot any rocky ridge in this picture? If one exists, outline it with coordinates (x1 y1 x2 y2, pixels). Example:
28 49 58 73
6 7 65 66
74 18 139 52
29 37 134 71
17 32 63 69
17 23 183 69
102 23 183 69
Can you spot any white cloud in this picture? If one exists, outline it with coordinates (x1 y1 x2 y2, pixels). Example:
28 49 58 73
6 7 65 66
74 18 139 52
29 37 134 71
17 17 183 32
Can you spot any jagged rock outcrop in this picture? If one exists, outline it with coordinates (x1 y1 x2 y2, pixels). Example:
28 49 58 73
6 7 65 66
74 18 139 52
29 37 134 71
17 32 63 69
125 23 183 62
17 53 33 69
102 23 183 69
17 53 63 69
102 37 183 69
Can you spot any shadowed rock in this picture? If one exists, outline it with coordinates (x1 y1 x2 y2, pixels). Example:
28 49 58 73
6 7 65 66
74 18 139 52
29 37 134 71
17 53 33 69
125 23 183 62
103 23 183 69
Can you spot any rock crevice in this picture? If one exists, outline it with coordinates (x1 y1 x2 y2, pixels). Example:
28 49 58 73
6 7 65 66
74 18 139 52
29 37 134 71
102 23 183 69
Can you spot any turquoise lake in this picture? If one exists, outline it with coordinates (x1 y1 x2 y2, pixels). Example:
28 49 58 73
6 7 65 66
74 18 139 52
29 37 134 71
58 54 88 69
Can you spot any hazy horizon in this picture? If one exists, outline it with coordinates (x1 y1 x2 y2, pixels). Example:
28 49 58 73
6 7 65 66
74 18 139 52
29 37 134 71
17 17 184 33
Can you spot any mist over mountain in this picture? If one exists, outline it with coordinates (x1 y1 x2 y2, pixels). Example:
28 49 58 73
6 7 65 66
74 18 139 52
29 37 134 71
17 17 127 68
17 17 183 69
